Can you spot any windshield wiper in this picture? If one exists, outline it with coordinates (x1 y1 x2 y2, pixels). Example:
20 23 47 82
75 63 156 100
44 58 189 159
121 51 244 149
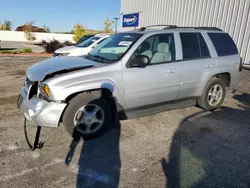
86 53 104 63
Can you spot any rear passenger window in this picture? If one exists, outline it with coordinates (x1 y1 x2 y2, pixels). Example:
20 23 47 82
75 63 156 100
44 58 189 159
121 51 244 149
180 33 200 59
180 33 211 60
208 33 238 56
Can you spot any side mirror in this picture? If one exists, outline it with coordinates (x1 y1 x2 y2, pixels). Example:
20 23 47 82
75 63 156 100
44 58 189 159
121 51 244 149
128 55 149 68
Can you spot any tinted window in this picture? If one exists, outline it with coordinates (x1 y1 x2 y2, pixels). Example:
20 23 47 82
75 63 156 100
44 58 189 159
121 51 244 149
208 33 238 56
198 33 210 58
180 33 200 59
180 33 211 60
76 35 94 45
77 36 101 47
133 33 176 64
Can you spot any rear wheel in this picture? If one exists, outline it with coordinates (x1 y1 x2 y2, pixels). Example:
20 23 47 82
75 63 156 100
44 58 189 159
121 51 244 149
197 78 226 111
62 93 112 140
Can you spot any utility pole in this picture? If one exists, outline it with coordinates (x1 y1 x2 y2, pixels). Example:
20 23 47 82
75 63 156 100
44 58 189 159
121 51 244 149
1 12 3 26
114 17 119 33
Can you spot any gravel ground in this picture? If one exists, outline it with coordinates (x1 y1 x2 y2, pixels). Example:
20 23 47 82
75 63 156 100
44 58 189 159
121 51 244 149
0 56 249 188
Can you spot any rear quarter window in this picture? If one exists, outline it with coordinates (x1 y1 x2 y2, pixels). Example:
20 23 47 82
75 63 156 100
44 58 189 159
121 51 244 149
208 33 238 56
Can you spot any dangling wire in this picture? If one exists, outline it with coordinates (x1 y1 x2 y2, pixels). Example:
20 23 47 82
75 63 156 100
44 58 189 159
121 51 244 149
24 118 44 151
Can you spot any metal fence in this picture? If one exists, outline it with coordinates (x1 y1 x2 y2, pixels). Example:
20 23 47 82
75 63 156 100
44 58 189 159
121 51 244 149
121 0 250 64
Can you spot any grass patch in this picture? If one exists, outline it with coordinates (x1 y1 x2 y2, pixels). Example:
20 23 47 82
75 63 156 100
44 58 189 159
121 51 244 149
19 48 32 53
200 127 214 133
0 48 32 54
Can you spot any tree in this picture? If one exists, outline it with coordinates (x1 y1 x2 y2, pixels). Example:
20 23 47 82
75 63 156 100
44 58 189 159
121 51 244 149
104 18 115 33
23 21 36 41
0 20 12 30
72 24 86 42
43 25 51 33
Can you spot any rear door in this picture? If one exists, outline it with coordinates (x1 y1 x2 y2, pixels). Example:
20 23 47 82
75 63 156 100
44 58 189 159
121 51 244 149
177 32 218 99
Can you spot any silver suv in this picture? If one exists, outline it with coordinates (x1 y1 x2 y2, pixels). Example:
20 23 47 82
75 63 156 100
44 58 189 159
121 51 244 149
18 26 242 139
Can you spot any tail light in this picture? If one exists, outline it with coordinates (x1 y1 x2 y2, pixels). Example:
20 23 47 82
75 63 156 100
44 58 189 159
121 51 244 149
239 57 243 72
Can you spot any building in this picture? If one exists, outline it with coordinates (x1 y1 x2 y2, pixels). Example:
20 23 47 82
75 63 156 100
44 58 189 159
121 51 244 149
120 0 250 65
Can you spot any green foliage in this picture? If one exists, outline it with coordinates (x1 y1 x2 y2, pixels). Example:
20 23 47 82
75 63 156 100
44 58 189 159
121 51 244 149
20 48 32 53
0 50 20 54
41 39 73 53
0 21 12 30
23 21 36 41
72 24 86 42
0 48 32 54
104 18 115 33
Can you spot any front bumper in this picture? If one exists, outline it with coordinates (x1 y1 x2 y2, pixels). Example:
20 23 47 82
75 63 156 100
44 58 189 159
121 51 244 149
18 87 67 128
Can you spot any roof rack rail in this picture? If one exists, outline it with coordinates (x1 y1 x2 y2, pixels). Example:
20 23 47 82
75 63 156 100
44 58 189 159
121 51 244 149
139 24 177 31
175 26 222 31
139 25 222 31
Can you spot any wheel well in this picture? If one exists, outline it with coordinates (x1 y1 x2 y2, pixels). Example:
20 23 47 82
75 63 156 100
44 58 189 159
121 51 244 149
64 88 117 123
213 73 231 87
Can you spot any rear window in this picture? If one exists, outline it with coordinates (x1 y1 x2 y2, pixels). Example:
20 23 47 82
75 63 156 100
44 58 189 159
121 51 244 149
180 33 210 60
208 33 238 56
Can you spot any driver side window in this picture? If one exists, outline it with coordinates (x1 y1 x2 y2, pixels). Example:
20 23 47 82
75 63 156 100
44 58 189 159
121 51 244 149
134 33 176 65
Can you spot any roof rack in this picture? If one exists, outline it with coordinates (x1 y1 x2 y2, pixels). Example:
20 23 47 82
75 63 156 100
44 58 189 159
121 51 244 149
139 25 222 31
173 26 222 31
139 25 177 31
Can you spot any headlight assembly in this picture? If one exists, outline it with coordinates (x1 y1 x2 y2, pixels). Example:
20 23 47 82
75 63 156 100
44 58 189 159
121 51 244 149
38 83 50 97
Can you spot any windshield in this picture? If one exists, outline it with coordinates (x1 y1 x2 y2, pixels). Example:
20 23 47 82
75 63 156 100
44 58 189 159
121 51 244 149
76 35 94 45
77 36 101 47
89 33 142 61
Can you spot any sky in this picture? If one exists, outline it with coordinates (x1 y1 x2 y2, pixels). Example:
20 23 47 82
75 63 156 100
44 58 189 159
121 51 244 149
0 0 120 32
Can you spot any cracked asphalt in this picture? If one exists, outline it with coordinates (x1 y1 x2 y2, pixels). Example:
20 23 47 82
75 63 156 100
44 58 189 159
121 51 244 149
0 56 249 188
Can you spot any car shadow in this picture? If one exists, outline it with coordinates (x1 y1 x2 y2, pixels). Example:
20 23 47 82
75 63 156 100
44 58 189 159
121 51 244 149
64 121 121 188
162 93 250 188
75 121 121 188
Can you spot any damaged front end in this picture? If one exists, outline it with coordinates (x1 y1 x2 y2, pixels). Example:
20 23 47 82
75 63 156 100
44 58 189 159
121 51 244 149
17 56 101 150
18 76 67 150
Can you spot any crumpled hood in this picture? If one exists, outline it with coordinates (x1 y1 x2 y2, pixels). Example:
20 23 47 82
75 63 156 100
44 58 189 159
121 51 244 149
54 45 78 53
27 56 101 81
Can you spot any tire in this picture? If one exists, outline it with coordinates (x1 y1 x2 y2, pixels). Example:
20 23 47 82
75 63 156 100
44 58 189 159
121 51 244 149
197 77 226 111
62 93 112 140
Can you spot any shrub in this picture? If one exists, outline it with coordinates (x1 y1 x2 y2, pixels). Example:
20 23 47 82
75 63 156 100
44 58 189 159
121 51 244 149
23 21 37 41
41 39 73 53
20 48 32 53
24 30 36 41
0 50 20 54
0 48 32 54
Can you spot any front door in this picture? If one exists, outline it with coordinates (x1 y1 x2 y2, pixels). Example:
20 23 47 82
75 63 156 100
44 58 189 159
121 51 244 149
123 33 181 109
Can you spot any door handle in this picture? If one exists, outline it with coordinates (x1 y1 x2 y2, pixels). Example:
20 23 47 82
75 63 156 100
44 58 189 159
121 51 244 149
167 68 177 73
206 64 214 68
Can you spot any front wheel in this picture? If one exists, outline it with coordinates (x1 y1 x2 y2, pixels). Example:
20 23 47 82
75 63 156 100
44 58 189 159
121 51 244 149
62 94 112 140
197 78 226 111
